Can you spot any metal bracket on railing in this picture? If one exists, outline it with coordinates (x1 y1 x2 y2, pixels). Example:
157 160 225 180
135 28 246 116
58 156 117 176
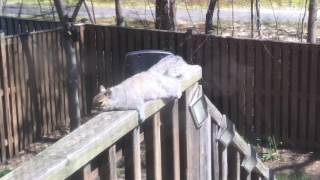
241 144 258 173
217 114 235 146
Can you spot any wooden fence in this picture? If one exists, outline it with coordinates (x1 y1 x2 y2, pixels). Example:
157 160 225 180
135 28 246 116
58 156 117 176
0 29 72 162
0 16 60 35
2 67 272 180
82 24 320 150
0 21 319 162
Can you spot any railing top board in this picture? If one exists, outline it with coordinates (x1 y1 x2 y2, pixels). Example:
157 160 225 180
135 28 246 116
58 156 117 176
2 65 202 180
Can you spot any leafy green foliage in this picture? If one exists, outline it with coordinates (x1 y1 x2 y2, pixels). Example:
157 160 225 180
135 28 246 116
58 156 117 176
255 136 280 162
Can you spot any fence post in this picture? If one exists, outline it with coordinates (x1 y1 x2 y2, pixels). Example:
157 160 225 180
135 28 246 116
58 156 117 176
0 32 7 162
180 84 211 180
185 28 193 63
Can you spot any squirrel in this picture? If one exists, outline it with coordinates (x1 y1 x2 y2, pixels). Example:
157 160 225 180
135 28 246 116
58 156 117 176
92 55 197 122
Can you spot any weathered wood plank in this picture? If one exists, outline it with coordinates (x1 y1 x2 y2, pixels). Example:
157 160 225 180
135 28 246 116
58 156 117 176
12 36 22 152
17 33 27 149
212 122 220 180
124 127 142 180
272 42 281 141
220 144 228 180
160 100 180 180
6 37 19 155
299 44 309 148
104 28 113 86
245 40 255 137
228 38 238 126
111 27 121 84
281 43 290 145
145 113 162 180
102 145 118 180
1 33 13 157
254 41 262 136
0 35 7 162
220 38 230 115
307 44 318 149
237 39 246 135
262 42 272 137
228 147 240 180
206 96 270 179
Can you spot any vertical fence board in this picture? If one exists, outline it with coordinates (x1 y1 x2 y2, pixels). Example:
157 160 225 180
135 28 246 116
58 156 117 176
57 31 67 127
43 32 52 136
51 31 60 129
48 31 56 133
281 43 290 144
220 38 229 115
245 40 255 138
0 35 7 162
254 41 263 137
17 34 26 149
212 37 222 110
104 28 113 87
1 34 13 157
262 42 272 137
272 43 282 141
6 38 19 155
38 32 48 135
229 38 239 126
111 27 120 84
299 44 309 148
238 39 246 135
12 37 23 151
96 27 104 85
307 45 318 148
119 28 127 81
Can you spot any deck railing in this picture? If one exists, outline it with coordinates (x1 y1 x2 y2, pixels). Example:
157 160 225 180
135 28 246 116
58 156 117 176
2 65 272 180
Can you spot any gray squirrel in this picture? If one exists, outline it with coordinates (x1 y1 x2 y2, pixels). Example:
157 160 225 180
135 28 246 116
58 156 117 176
92 55 197 121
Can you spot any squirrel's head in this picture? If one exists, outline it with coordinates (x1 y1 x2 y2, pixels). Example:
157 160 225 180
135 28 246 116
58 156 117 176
92 85 113 111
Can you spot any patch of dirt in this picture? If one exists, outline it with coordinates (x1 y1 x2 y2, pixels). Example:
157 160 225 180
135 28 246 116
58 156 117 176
264 149 320 180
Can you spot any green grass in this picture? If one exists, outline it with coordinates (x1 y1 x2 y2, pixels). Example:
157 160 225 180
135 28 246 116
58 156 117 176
0 169 11 178
276 170 310 180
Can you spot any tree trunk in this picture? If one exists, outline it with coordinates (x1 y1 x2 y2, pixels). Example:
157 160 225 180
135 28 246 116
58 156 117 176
155 0 176 30
115 0 125 26
54 0 81 131
250 0 254 38
205 0 218 34
256 0 261 37
307 0 318 43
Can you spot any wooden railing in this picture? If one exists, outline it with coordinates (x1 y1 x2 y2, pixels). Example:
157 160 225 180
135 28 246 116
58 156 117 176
2 64 272 180
206 96 271 179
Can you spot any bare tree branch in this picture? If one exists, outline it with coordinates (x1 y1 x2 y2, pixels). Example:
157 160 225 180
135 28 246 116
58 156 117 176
71 0 85 22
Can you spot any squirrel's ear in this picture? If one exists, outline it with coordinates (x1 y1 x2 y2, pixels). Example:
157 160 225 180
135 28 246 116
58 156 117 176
99 85 107 93
105 88 112 97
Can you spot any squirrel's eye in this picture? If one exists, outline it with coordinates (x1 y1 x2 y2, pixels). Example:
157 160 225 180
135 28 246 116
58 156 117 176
98 101 104 106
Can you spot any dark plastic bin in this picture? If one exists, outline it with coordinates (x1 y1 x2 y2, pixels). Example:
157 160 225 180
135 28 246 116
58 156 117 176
125 50 173 77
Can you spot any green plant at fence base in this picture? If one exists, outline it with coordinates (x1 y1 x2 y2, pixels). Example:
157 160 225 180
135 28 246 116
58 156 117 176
276 170 310 180
256 136 280 162
0 169 11 178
